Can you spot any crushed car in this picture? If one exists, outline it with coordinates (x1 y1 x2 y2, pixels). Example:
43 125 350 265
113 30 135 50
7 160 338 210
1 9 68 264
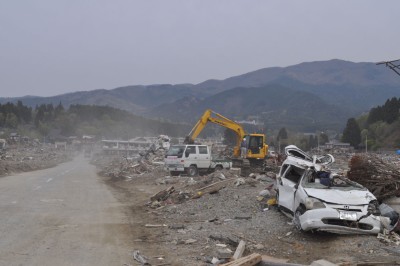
277 145 382 234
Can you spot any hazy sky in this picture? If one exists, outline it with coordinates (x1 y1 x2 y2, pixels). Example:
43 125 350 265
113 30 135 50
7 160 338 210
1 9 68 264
0 1 399 97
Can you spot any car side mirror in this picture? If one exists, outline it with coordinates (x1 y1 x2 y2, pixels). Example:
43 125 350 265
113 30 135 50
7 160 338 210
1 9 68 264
185 151 190 157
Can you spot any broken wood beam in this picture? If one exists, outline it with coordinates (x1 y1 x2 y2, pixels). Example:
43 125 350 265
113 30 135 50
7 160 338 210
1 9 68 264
221 253 261 266
232 240 246 260
192 178 235 199
150 186 175 202
144 224 168 228
258 255 305 266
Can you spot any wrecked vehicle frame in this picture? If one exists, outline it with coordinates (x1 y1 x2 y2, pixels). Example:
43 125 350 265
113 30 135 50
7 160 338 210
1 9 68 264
277 145 382 234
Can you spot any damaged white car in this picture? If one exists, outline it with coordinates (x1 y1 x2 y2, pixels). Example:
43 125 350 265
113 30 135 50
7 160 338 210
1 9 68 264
277 145 382 234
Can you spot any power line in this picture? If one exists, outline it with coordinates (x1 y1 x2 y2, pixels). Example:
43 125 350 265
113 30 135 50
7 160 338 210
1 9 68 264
377 59 400 76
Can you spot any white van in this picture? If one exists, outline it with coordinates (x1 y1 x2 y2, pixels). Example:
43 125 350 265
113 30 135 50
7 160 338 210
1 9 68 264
164 144 231 176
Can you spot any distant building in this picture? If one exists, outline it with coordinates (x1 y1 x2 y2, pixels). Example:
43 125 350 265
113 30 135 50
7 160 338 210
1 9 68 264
235 119 264 126
9 132 20 142
323 140 354 153
55 142 67 150
101 137 155 157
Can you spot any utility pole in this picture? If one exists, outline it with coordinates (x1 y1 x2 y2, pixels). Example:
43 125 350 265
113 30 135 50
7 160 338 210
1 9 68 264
377 59 400 76
278 140 280 154
365 134 368 153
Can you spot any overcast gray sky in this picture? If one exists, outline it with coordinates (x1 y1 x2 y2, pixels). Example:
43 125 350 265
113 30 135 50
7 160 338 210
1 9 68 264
0 1 399 97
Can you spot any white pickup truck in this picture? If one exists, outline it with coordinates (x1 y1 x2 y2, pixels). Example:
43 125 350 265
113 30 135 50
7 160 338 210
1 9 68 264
164 144 232 176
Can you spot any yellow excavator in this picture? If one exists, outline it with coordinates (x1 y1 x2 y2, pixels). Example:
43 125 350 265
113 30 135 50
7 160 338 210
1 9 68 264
184 109 268 170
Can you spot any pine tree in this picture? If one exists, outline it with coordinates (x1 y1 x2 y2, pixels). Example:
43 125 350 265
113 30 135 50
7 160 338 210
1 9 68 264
385 97 400 124
277 127 288 141
342 118 361 148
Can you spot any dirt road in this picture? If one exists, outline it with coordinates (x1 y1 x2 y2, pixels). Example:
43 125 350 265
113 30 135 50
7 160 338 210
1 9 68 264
0 155 137 266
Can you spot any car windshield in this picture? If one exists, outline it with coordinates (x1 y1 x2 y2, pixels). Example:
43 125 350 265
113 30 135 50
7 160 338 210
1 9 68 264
166 145 185 157
302 170 366 191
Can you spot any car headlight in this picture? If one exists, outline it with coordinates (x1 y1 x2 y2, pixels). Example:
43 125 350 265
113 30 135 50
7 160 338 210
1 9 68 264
305 197 326 210
368 200 380 215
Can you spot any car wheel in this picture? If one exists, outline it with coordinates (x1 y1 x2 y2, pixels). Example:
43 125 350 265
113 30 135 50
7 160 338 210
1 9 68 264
170 171 180 176
187 165 198 176
214 165 223 171
276 192 281 211
293 206 305 231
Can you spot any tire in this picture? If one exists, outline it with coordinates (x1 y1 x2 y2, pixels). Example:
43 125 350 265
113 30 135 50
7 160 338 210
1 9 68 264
242 159 250 167
187 165 198 177
293 206 306 231
214 165 223 171
276 192 281 211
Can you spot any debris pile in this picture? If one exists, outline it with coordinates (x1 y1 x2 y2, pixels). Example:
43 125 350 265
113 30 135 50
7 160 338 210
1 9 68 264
348 153 400 201
378 229 400 245
148 169 250 208
0 145 71 176
98 148 166 178
103 150 400 265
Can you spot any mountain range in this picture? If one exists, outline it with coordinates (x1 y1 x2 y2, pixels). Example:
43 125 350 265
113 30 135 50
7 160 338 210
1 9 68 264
2 59 400 132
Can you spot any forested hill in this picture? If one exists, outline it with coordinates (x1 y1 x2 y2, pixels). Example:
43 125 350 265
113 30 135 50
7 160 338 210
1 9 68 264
148 84 349 132
2 59 400 131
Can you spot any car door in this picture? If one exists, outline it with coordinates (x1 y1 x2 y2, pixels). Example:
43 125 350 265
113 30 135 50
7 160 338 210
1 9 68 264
278 164 305 214
184 145 198 166
196 145 210 168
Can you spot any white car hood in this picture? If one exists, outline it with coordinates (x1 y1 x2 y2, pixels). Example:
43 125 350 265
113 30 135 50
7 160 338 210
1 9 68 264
304 188 375 205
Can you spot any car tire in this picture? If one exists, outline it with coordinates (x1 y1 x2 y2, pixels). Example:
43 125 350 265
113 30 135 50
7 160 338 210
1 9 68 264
276 192 281 211
214 165 223 171
293 206 305 231
187 165 198 177
170 171 180 176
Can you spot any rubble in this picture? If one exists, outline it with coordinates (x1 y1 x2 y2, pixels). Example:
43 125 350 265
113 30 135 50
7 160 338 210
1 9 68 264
221 253 262 266
377 229 400 245
0 144 71 176
348 153 400 201
100 149 400 265
132 250 150 265
97 147 166 178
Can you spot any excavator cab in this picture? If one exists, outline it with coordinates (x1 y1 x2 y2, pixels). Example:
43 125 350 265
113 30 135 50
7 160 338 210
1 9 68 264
243 134 268 161
247 135 264 155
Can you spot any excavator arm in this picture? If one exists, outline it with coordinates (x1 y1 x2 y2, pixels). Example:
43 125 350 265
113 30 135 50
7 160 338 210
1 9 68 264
185 109 246 157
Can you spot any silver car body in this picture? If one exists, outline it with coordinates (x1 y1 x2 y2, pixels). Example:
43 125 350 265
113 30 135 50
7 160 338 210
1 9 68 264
277 145 381 234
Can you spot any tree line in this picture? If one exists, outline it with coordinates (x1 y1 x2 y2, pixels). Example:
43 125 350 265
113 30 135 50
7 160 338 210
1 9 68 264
342 97 400 150
0 101 32 128
0 102 189 140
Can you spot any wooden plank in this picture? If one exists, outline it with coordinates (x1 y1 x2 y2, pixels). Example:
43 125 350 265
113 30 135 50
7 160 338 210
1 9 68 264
196 178 235 192
260 255 289 263
150 186 174 202
232 240 246 260
192 178 235 199
144 224 168 227
222 253 261 266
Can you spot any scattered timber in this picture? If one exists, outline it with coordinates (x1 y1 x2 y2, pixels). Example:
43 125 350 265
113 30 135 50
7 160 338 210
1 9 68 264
348 154 400 201
221 253 261 266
